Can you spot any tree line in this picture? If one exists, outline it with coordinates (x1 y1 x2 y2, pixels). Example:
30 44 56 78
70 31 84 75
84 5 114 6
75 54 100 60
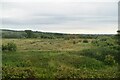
2 29 113 39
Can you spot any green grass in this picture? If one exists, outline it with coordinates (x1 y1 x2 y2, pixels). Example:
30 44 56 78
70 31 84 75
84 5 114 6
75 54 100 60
2 51 119 78
2 38 120 78
2 39 92 51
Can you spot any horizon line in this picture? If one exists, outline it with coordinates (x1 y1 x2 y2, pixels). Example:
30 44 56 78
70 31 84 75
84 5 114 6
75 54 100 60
0 28 117 35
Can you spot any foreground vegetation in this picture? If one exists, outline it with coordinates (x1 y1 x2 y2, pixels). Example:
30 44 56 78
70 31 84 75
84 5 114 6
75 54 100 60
1 29 120 79
2 51 119 78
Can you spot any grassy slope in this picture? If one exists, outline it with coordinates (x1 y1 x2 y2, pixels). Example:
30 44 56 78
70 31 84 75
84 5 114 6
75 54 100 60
2 39 119 78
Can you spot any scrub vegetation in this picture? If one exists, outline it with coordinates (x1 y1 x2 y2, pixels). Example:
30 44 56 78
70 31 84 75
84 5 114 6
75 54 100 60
1 29 120 79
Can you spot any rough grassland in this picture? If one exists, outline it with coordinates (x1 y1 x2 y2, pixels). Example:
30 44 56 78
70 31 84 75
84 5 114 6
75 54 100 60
2 39 119 78
2 39 93 51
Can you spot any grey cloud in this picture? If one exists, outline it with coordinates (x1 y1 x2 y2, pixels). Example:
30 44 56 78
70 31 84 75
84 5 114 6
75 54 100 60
2 15 117 25
1 2 118 34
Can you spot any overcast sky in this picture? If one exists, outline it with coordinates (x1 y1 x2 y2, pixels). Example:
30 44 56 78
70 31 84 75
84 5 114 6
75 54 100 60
1 0 119 34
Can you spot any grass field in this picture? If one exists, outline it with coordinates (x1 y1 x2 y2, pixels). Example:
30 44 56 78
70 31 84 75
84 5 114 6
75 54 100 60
2 39 93 51
2 38 120 78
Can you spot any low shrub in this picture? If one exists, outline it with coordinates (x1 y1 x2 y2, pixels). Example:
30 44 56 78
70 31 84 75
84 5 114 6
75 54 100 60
73 41 76 44
104 55 116 65
2 42 17 52
83 39 89 43
2 66 36 79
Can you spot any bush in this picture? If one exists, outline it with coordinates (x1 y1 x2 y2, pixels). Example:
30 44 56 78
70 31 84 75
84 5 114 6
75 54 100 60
2 66 36 79
104 55 116 65
73 41 77 44
83 39 89 43
2 43 17 51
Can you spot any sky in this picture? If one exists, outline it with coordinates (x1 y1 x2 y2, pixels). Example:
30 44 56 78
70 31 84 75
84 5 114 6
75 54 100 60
0 0 120 34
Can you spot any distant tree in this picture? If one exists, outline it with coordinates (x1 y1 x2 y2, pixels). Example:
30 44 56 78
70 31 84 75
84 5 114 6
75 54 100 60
25 30 34 38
